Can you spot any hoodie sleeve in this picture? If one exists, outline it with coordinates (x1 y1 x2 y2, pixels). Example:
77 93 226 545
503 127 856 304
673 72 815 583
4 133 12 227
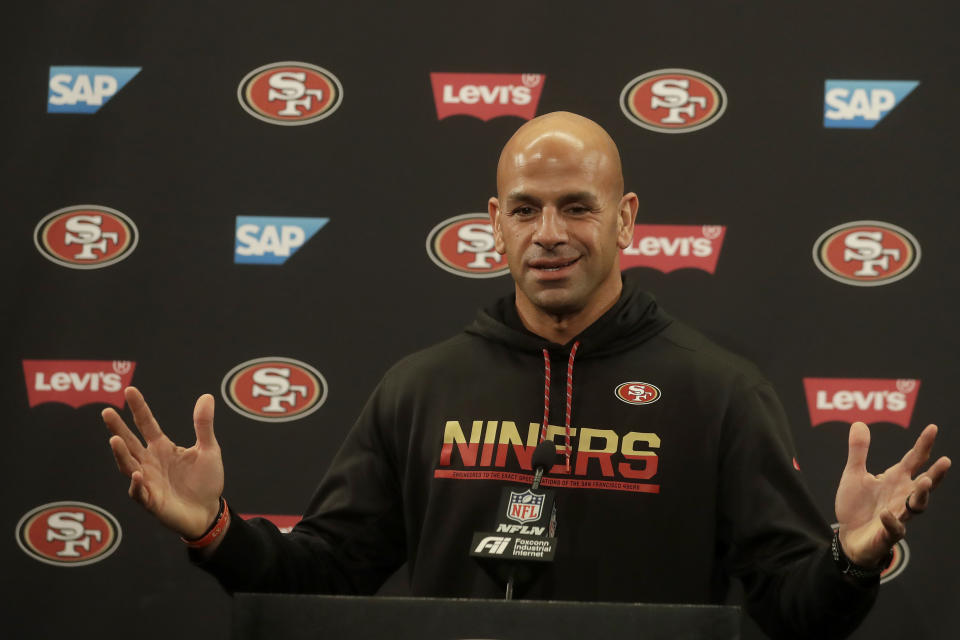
191 379 407 595
717 381 878 639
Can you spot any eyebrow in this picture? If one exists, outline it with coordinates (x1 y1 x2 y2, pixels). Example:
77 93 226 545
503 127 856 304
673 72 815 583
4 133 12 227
505 191 601 207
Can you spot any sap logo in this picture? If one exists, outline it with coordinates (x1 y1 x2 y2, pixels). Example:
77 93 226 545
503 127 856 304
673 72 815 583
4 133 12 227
824 80 919 129
234 216 329 264
474 535 511 554
48 67 141 114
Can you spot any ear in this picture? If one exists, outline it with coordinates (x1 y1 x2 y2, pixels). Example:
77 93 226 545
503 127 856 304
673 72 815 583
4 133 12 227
616 192 639 250
489 197 506 254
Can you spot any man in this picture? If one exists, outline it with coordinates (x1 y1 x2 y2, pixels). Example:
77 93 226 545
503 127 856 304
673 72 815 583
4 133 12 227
103 112 950 639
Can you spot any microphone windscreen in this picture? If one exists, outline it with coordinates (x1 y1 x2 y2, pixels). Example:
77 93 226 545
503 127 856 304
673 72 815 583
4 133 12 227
531 440 558 471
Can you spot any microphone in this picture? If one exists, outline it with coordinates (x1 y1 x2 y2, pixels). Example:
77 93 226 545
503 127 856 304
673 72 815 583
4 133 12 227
470 439 560 599
530 439 557 491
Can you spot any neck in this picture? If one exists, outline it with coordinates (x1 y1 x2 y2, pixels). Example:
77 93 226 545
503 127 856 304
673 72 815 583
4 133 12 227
515 275 623 345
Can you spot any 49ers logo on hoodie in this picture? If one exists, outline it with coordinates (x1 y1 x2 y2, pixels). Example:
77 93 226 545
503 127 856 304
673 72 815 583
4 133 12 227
430 73 545 121
35 205 138 269
615 382 662 405
23 360 136 408
222 357 327 422
621 225 726 273
16 502 122 567
813 220 920 286
620 69 727 133
426 213 509 278
238 62 343 125
803 378 921 428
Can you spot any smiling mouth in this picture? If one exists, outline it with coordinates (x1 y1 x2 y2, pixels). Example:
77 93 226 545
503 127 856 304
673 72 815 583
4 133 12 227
530 257 580 271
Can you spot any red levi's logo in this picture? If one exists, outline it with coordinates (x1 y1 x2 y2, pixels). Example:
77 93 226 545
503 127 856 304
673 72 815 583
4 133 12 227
621 224 725 273
430 73 545 121
803 378 921 428
239 514 302 533
23 360 136 408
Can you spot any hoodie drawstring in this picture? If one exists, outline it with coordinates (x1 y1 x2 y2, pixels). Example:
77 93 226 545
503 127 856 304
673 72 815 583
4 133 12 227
540 341 580 473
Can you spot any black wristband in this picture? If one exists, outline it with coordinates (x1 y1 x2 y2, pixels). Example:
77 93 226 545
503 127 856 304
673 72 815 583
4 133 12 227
831 527 893 580
182 496 225 543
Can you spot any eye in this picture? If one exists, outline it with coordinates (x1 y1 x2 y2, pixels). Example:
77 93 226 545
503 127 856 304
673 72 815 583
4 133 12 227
510 205 537 216
565 205 591 215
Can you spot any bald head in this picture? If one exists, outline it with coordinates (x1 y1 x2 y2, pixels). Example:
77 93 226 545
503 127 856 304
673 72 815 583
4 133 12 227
496 111 624 200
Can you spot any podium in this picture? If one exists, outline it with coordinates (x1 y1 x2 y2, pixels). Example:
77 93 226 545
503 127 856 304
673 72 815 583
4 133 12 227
231 593 740 640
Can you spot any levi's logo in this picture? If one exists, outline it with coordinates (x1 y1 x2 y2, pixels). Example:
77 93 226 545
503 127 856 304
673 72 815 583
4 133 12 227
430 73 545 121
621 224 726 273
23 360 136 408
803 378 921 428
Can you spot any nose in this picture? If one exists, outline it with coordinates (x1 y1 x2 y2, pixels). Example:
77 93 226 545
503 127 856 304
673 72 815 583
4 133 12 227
532 207 567 249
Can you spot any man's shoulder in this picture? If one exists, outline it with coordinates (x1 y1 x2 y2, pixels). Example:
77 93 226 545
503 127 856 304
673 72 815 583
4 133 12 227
653 318 768 388
381 332 483 382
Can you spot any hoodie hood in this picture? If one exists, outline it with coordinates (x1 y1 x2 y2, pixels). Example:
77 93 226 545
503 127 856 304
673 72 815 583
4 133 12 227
465 271 673 358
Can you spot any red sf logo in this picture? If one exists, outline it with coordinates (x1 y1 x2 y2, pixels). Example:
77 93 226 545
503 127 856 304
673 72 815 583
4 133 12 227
813 221 920 286
34 205 138 269
620 69 727 133
615 382 662 405
238 62 343 125
426 213 509 278
222 357 327 422
16 502 122 566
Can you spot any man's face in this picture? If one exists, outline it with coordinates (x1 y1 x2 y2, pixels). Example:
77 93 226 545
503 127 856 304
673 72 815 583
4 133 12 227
489 136 636 317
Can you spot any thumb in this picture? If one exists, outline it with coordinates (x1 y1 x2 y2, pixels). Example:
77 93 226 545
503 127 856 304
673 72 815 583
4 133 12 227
193 394 217 448
845 421 870 473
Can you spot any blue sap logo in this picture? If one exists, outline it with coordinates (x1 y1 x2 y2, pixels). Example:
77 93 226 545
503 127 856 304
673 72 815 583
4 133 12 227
823 80 919 129
48 67 141 114
235 217 329 265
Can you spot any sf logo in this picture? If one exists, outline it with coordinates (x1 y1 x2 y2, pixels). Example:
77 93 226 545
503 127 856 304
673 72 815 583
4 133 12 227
268 72 324 116
649 79 707 124
457 223 502 270
46 512 102 557
252 367 307 413
64 215 118 260
843 231 900 276
627 384 654 402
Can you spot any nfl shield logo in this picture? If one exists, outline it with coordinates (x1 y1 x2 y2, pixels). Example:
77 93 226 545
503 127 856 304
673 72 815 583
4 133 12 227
507 489 544 524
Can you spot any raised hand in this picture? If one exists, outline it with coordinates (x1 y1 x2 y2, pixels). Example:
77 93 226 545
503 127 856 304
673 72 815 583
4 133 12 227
835 421 951 566
102 386 225 539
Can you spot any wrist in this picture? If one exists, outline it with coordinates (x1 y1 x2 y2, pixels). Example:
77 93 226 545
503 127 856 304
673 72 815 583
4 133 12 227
831 527 893 581
181 497 230 548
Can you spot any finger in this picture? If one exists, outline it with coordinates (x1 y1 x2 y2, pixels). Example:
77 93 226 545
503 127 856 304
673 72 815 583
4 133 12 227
880 509 906 543
899 424 938 476
102 407 146 459
922 456 952 490
125 386 166 443
193 394 217 448
844 422 870 473
129 471 151 508
109 435 141 477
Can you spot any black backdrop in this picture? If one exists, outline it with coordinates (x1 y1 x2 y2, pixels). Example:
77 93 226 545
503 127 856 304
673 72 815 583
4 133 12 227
3 1 958 638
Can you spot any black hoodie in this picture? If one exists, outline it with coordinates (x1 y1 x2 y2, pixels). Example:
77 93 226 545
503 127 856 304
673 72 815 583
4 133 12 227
199 274 877 639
